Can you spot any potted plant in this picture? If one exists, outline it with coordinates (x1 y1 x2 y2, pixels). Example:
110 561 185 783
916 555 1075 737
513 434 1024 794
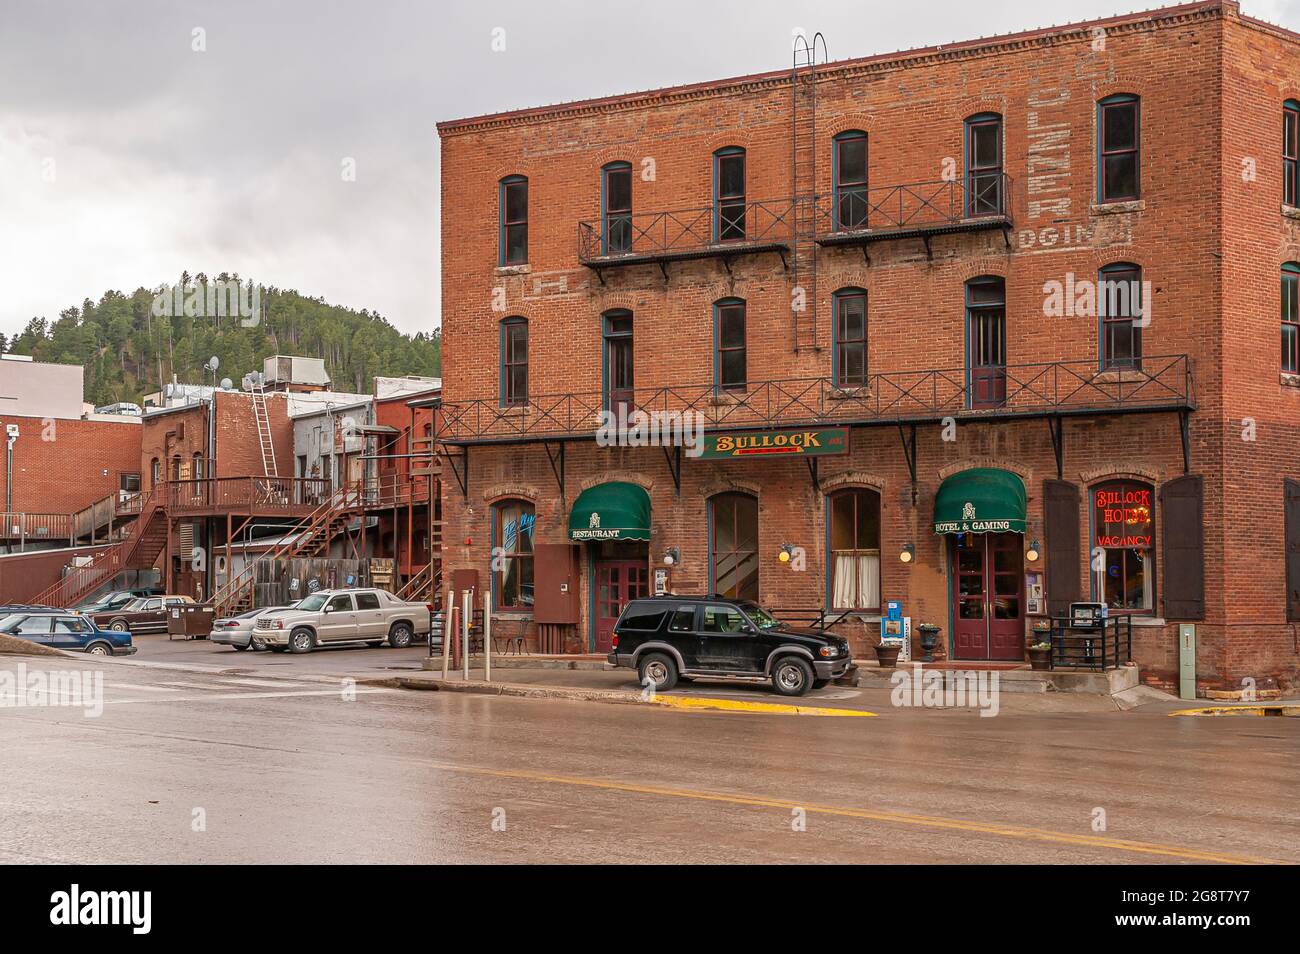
917 623 942 663
1028 622 1052 670
875 639 901 669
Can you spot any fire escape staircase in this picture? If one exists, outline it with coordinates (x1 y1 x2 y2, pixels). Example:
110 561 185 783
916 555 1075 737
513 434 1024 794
791 32 826 354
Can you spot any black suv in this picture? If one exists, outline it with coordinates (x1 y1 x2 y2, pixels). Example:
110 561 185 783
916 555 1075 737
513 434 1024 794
608 597 851 696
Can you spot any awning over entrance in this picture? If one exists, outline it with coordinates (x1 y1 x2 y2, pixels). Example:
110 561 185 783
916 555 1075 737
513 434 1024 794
568 481 651 542
933 468 1026 534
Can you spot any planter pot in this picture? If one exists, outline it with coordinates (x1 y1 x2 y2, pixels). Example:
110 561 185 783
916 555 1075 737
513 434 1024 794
875 644 901 668
1028 647 1052 671
918 627 941 663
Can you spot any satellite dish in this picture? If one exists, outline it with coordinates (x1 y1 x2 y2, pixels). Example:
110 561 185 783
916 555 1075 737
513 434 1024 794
209 355 220 370
220 377 233 390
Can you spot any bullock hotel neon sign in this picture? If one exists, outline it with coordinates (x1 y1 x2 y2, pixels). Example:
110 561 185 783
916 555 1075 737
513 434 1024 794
1094 486 1153 548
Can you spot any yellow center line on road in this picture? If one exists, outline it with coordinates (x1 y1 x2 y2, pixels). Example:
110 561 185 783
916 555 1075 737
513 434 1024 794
426 761 1289 865
1169 705 1300 717
652 695 875 716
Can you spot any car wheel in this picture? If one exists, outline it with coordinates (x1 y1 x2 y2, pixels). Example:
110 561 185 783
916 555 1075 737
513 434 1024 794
637 652 678 692
86 642 112 656
772 657 814 697
109 620 128 632
251 636 267 652
232 642 249 652
289 628 315 654
388 623 414 649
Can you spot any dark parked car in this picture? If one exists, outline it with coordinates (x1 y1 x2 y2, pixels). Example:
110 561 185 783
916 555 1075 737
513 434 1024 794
76 589 156 614
90 595 196 634
0 612 136 655
607 596 851 696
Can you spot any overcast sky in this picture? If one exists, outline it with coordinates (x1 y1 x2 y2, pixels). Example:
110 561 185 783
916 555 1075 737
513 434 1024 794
2 0 1297 339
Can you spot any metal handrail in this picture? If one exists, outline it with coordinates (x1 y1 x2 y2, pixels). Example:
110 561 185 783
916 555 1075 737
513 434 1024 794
438 355 1194 443
812 173 1012 234
578 197 797 261
1047 615 1134 671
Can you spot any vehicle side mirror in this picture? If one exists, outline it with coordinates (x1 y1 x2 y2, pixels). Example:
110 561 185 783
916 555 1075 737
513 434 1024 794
323 605 333 613
743 625 757 635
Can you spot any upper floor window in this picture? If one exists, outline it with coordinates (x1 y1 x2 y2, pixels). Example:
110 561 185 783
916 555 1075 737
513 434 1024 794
1284 263 1300 374
499 175 528 265
1099 262 1144 370
834 131 868 229
966 276 1006 410
710 492 758 601
601 162 632 254
1286 101 1299 207
833 288 867 387
1098 95 1140 202
713 147 746 241
965 113 1003 216
493 498 536 610
714 298 746 392
500 317 528 406
150 458 160 487
603 309 634 414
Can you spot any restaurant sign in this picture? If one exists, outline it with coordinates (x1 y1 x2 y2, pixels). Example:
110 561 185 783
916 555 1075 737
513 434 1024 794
697 427 849 460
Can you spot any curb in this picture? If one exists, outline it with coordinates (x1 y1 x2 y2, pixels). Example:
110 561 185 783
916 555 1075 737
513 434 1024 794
1168 704 1300 717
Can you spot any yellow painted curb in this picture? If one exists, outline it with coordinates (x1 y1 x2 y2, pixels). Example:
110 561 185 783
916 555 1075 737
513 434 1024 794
1169 704 1300 717
652 694 876 717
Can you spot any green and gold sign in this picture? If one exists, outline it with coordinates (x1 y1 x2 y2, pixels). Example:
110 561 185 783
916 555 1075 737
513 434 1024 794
698 427 849 460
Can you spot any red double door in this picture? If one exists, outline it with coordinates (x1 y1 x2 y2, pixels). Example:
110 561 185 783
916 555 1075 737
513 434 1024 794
951 532 1024 660
594 561 649 653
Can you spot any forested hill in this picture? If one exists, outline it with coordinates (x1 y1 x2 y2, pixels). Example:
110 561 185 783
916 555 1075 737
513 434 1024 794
2 274 441 406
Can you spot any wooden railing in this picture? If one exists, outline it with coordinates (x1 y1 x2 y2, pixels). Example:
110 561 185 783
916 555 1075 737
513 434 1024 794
166 476 332 513
0 512 73 542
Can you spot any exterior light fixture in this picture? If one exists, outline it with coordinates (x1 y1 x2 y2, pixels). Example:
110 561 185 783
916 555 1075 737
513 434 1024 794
1026 540 1041 562
663 547 680 566
899 543 915 564
778 543 796 564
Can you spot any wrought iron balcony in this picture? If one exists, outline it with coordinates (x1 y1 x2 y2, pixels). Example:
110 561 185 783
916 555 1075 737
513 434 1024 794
437 355 1193 445
813 173 1012 251
577 198 795 272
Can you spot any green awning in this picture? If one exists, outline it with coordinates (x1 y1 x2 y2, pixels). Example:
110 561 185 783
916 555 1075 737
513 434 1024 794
568 481 651 542
933 468 1026 534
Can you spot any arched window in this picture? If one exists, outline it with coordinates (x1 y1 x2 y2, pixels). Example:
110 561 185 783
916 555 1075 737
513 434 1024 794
1284 263 1300 374
709 492 758 601
1098 94 1140 202
1099 262 1144 370
833 131 868 229
492 498 535 610
832 287 867 387
713 147 746 241
827 488 881 611
1286 101 1300 207
714 298 746 392
500 317 528 406
601 161 632 254
150 457 161 488
966 276 1006 409
602 309 634 414
965 113 1003 216
498 175 528 265
1091 480 1155 613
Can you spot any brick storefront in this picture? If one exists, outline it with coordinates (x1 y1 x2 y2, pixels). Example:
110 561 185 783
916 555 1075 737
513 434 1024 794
436 1 1300 694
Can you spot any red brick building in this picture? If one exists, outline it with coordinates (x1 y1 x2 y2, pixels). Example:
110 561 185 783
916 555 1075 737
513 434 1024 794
436 0 1300 695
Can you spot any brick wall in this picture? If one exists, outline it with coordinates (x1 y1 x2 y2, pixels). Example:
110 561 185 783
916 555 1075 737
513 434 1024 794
0 414 141 514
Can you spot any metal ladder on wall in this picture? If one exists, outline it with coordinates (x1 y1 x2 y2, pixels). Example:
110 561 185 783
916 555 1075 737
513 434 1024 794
249 374 278 478
791 32 826 354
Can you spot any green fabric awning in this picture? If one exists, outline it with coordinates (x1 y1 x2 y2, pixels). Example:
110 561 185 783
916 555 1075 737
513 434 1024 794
568 481 651 542
933 468 1027 534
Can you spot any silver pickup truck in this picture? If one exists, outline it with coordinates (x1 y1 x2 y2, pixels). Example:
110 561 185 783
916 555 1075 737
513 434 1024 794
254 588 432 654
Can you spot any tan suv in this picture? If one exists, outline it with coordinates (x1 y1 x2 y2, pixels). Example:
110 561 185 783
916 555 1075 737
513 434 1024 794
253 588 431 654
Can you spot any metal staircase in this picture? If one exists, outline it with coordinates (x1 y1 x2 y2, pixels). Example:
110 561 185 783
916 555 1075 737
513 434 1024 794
791 32 826 354
396 562 441 604
249 375 279 478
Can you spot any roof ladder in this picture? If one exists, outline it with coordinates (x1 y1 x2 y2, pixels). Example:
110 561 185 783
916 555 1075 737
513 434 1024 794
249 375 279 479
791 32 826 354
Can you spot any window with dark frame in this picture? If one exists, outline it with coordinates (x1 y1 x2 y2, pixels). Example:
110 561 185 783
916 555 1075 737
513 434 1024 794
1099 262 1144 370
1284 264 1300 374
833 288 867 387
710 492 758 601
966 276 1007 409
150 458 160 487
1286 102 1300 207
500 317 528 406
499 175 528 265
1092 480 1155 613
603 309 634 414
828 488 881 611
602 162 632 254
834 131 868 229
493 499 535 610
715 298 746 392
965 114 1003 216
1098 95 1140 202
714 147 746 241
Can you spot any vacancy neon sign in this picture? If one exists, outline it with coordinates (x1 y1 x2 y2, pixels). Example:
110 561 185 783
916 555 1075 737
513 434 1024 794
1094 486 1152 548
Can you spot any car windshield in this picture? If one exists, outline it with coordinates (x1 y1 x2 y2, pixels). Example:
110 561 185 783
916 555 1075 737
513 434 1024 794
122 599 149 611
738 602 784 630
295 594 328 612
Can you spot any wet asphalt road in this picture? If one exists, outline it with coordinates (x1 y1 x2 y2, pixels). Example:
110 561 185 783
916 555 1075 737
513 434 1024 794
1 647 1297 864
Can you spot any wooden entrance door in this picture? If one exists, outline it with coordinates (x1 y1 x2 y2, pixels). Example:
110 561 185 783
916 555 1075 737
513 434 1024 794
951 532 1024 660
594 560 649 653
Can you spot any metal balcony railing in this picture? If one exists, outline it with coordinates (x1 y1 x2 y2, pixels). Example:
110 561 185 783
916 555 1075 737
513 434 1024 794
577 197 796 265
814 173 1012 243
437 355 1193 444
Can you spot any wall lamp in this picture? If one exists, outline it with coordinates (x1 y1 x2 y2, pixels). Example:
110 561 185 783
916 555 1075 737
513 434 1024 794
663 547 680 566
778 543 797 564
1026 539 1041 563
899 543 916 564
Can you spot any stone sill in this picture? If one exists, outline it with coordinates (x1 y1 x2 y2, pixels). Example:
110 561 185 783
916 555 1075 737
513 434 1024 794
1090 199 1145 216
495 264 531 276
1282 373 1300 389
1283 204 1300 221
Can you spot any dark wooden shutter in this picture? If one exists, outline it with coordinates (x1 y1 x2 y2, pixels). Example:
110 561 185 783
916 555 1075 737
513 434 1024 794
1160 475 1204 620
1285 480 1300 621
1043 480 1081 618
